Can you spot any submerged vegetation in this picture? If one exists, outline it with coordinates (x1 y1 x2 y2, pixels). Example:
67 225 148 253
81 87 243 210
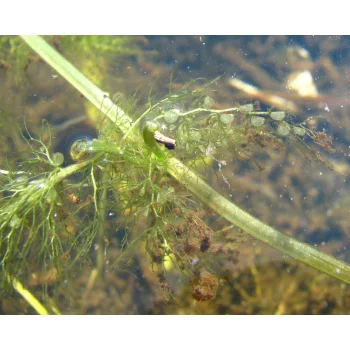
0 36 349 314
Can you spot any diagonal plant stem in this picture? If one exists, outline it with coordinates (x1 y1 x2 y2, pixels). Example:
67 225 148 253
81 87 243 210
167 157 350 283
21 36 133 134
21 35 350 284
7 273 50 315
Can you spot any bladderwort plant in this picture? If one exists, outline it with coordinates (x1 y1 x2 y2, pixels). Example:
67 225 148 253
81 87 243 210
1 36 350 313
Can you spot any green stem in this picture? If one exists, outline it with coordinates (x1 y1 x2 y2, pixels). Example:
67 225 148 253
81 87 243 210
96 171 108 274
20 35 350 284
21 35 133 134
7 273 50 315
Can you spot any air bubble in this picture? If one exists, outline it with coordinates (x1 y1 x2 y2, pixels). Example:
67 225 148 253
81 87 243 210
70 140 91 161
220 113 234 124
270 111 285 121
277 121 291 136
251 116 265 127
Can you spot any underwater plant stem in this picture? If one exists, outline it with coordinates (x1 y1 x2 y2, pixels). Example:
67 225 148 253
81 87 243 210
166 157 350 284
142 122 350 283
7 273 49 315
96 171 108 274
21 35 133 134
80 168 108 302
21 36 350 284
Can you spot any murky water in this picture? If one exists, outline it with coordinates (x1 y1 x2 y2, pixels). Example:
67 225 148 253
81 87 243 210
0 36 349 314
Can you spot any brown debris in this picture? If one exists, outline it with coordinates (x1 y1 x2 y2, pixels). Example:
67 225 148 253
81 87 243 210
191 269 219 301
228 77 299 113
29 267 58 286
313 131 336 154
67 192 81 204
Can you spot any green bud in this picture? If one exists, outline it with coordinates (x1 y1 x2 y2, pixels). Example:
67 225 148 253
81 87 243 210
220 113 234 124
270 111 286 121
46 188 58 204
251 116 265 127
293 126 306 136
164 109 179 123
277 121 291 136
9 214 21 229
52 152 64 166
203 96 215 109
239 104 254 113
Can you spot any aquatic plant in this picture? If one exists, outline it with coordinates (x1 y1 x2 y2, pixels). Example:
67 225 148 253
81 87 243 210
0 36 349 313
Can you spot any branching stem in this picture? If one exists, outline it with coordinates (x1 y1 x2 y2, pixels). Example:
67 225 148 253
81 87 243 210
20 35 350 284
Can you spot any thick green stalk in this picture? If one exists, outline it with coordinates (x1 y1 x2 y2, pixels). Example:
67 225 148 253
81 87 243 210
166 157 350 283
21 35 132 134
20 35 350 284
7 273 49 315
